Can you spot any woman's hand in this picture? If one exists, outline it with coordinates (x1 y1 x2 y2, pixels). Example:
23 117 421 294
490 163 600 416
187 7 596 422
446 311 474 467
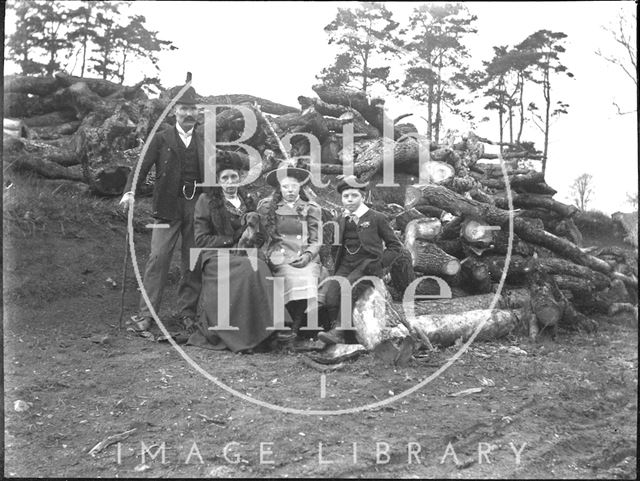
289 252 312 268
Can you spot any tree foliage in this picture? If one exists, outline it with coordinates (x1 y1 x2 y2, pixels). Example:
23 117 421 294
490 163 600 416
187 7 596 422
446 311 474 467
317 2 400 93
397 3 477 143
519 30 574 174
5 0 176 83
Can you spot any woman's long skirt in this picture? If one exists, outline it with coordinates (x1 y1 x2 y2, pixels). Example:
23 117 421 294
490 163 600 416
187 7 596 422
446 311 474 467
187 253 291 352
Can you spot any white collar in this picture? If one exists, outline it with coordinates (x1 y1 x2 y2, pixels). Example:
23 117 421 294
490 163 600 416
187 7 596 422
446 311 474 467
344 203 369 222
176 122 194 137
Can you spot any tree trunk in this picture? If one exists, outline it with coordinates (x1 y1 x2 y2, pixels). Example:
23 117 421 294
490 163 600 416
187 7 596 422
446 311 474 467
492 192 578 218
7 153 85 181
22 110 78 127
408 308 523 348
400 288 531 317
405 184 611 275
409 240 461 276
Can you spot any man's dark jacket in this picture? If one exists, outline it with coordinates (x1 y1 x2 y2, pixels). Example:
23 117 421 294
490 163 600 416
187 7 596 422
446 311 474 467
124 125 204 220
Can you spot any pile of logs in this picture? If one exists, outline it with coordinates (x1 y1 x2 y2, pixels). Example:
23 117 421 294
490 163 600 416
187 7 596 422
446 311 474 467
4 74 638 354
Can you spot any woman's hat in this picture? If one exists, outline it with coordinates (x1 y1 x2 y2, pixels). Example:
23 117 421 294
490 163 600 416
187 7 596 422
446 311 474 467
215 152 248 174
336 175 368 194
264 163 310 187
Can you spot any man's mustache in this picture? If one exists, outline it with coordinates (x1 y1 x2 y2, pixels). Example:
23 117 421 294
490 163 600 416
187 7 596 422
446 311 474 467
183 116 196 121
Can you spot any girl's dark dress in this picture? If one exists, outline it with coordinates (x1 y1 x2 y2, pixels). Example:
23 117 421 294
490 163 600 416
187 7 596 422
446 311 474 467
187 191 289 352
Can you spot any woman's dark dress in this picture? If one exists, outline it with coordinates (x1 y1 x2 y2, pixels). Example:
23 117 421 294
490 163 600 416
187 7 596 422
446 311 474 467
187 192 290 352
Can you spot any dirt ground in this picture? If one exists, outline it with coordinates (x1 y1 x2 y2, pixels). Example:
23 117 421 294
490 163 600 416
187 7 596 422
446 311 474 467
3 175 638 478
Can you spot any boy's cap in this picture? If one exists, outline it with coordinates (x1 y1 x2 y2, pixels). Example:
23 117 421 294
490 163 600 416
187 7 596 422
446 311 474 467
336 175 368 194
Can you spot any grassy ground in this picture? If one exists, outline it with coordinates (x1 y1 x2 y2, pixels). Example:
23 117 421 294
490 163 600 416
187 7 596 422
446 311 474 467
3 173 637 478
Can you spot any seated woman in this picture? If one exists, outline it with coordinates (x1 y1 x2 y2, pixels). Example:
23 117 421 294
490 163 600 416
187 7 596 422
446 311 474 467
186 158 291 353
257 163 323 342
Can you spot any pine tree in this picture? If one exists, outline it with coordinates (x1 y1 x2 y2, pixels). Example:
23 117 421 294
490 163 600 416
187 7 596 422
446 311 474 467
317 2 400 93
398 3 477 143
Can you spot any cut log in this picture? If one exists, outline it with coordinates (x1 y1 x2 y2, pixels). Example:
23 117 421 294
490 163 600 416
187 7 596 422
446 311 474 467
608 303 638 324
493 192 578 218
483 254 533 285
351 284 413 351
408 240 461 276
7 153 84 181
22 110 78 127
552 218 583 246
407 308 523 348
414 204 446 219
394 208 427 232
30 121 81 139
538 257 610 290
4 137 79 166
399 289 531 317
4 74 61 96
198 93 298 116
480 171 544 190
405 184 612 275
435 238 465 259
404 217 441 242
3 118 30 139
4 92 48 117
297 96 379 138
553 274 595 300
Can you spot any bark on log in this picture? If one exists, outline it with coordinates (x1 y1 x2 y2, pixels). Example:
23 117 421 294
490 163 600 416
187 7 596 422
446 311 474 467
406 184 611 275
480 171 544 190
435 238 465 259
4 75 62 96
409 240 461 276
483 254 533 285
4 137 79 166
400 289 531 317
394 208 428 233
493 192 578 218
22 110 78 127
407 308 523 348
7 153 84 181
538 257 610 290
553 274 595 300
414 204 446 219
30 121 81 139
297 96 379 138
4 92 49 117
4 73 148 99
198 93 298 116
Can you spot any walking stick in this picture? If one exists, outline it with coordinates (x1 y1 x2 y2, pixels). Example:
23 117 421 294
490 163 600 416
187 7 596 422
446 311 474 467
118 231 129 332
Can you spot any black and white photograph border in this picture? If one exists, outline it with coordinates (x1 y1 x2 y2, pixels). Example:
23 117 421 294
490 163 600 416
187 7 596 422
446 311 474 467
3 1 638 478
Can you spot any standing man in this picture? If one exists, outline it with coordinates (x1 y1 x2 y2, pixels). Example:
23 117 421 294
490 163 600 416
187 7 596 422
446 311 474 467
119 85 203 332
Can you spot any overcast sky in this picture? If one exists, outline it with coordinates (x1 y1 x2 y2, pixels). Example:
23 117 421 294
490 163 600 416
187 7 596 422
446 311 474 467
4 1 638 213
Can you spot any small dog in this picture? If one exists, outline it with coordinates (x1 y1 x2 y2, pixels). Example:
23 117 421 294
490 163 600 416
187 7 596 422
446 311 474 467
237 211 264 248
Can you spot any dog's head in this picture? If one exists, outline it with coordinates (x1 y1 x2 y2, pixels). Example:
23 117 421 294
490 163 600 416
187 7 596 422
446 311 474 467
241 212 262 232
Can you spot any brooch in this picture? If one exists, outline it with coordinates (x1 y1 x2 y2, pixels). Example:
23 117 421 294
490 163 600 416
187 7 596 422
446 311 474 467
295 205 309 218
359 221 371 230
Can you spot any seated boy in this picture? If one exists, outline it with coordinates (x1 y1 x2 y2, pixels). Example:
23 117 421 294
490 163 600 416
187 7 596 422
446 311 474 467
317 176 403 345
